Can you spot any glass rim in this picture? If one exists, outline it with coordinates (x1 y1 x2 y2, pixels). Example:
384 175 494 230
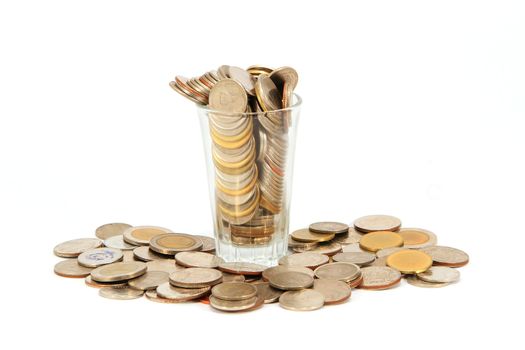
196 93 302 116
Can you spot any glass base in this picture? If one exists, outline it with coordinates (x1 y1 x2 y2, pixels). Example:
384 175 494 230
216 236 287 267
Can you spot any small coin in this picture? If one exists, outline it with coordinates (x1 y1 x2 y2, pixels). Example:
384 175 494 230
84 275 127 289
386 249 433 274
209 78 248 113
104 235 137 251
279 289 325 311
146 259 183 274
262 265 314 281
95 223 133 240
420 246 469 267
149 234 203 255
359 231 404 252
313 279 351 304
332 252 376 266
359 266 402 290
54 259 94 278
314 262 361 282
99 287 144 300
77 247 123 268
398 228 437 249
354 215 402 233
252 281 282 303
269 271 314 291
222 272 246 282
218 262 267 275
91 261 147 282
376 247 409 258
156 282 210 301
133 246 171 262
211 282 257 301
175 251 224 268
290 228 335 243
53 238 103 258
128 271 170 291
209 295 258 312
279 252 329 269
169 268 223 288
292 241 342 256
406 275 451 288
332 227 363 245
416 266 460 283
123 225 172 246
309 222 349 235
194 235 216 252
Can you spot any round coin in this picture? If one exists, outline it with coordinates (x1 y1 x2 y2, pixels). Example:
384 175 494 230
133 246 171 262
149 233 203 255
209 78 248 113
290 228 335 243
144 289 182 303
420 246 469 267
222 272 246 282
406 275 451 288
309 222 349 234
175 251 224 268
398 228 437 249
252 281 283 303
416 266 460 283
313 279 351 304
95 223 132 240
209 295 257 312
218 262 267 276
123 225 172 246
91 261 147 282
354 215 402 233
169 268 223 288
332 251 376 266
156 282 210 301
269 271 314 291
104 235 137 251
279 289 325 311
262 265 314 281
387 249 433 274
359 231 404 252
359 266 402 290
54 259 94 278
376 247 409 258
77 247 123 268
292 241 342 256
194 235 216 252
211 282 257 301
53 238 103 258
99 287 144 300
314 262 361 282
146 260 183 274
84 275 127 289
332 227 364 245
128 271 170 291
279 252 329 269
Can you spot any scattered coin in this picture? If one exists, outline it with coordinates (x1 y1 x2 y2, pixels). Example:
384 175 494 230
359 266 402 290
354 215 402 233
332 251 376 266
150 233 203 255
313 279 351 304
290 228 335 243
288 236 319 249
175 251 224 268
278 252 329 269
133 246 171 262
95 223 132 240
209 295 258 312
211 282 257 301
146 259 183 274
314 262 361 282
405 275 451 288
53 238 103 258
169 268 223 288
309 222 349 235
77 247 123 268
279 289 325 311
104 235 137 251
342 243 368 253
193 235 216 252
420 246 469 267
145 289 183 304
416 266 460 283
359 231 404 252
99 287 144 300
252 281 282 303
387 249 433 274
156 282 210 301
332 227 363 245
348 274 364 288
128 271 170 291
398 228 437 249
123 225 172 246
122 250 135 262
292 241 342 255
222 272 246 282
54 259 94 278
91 261 147 282
376 247 409 258
218 262 266 275
84 275 127 289
262 265 314 281
269 271 314 291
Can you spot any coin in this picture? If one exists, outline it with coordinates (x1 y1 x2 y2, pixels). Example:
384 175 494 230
370 256 388 267
268 66 299 91
128 271 170 291
279 289 325 311
313 279 351 304
314 262 361 282
53 238 103 258
218 262 267 275
77 247 123 268
269 271 314 290
252 281 283 303
309 222 349 235
54 259 94 278
211 282 257 301
84 275 127 289
354 215 402 233
169 268 223 288
386 249 433 274
398 228 437 249
145 289 183 303
149 233 203 255
420 246 469 267
288 236 319 249
279 252 329 269
255 74 282 111
376 247 409 258
405 275 451 288
104 235 137 251
99 287 144 300
175 251 224 268
209 78 248 113
156 282 210 301
95 223 133 240
209 295 258 312
122 225 172 246
292 241 343 256
416 266 460 283
122 250 135 262
146 259 183 274
222 66 256 96
359 231 404 252
222 272 246 282
348 274 364 288
332 227 363 245
359 266 402 290
290 228 335 243
332 252 376 266
133 246 171 262
91 261 147 282
193 235 216 252
342 243 368 253
262 265 314 281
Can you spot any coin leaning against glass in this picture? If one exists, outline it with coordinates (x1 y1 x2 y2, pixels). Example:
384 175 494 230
77 247 123 268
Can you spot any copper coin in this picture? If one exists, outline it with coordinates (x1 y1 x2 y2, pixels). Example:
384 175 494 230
348 274 364 288
91 261 147 283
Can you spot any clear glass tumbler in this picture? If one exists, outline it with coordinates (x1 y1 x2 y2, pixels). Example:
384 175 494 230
197 95 301 266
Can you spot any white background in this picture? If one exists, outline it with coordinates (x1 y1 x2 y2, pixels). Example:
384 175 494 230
0 0 523 348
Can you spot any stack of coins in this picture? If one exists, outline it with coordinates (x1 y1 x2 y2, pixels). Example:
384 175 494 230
170 65 298 247
54 216 469 311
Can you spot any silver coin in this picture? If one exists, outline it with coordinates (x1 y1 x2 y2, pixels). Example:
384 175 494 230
406 275 451 288
133 246 171 262
332 227 363 245
77 247 123 268
416 266 460 283
53 238 103 258
218 262 267 275
375 247 409 258
95 223 133 240
354 215 402 233
209 295 257 312
262 265 314 282
99 287 144 300
313 279 351 304
342 243 368 253
54 259 94 278
128 271 170 291
252 281 283 303
156 282 210 301
104 235 137 251
359 266 402 290
146 260 183 274
309 221 349 234
91 261 147 282
279 289 325 311
292 241 343 256
84 275 127 289
332 252 375 266
269 271 314 291
314 262 361 282
278 252 329 269
169 268 223 288
420 246 469 267
175 251 224 268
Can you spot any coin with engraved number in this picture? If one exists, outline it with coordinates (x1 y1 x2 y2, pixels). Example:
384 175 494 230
290 228 335 243
95 223 133 240
194 235 216 252
406 275 451 288
359 231 404 252
211 282 257 301
128 271 169 291
314 262 361 282
104 235 137 251
99 287 144 300
54 259 94 278
209 295 258 312
156 282 210 301
269 271 314 291
77 247 123 268
313 279 351 304
416 266 460 283
54 238 103 258
309 222 349 235
262 265 314 281
279 252 329 269
398 228 437 249
354 215 402 233
133 246 171 262
169 268 223 288
84 275 127 289
332 252 376 266
218 262 267 275
123 226 172 246
386 250 433 274
149 234 203 255
420 246 469 267
175 251 224 268
91 261 147 282
359 266 402 290
252 281 283 303
279 289 325 311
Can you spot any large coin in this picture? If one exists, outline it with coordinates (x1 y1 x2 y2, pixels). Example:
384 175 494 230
278 252 329 269
91 261 147 282
314 262 361 282
332 252 376 266
398 228 437 249
149 234 203 255
156 282 210 301
359 231 404 252
211 282 257 301
99 287 144 300
386 250 433 274
269 271 314 291
406 275 451 288
128 271 170 291
308 222 349 235
209 78 248 113
290 228 334 243
416 266 460 283
262 265 314 281
146 260 183 274
313 279 351 304
354 215 402 233
252 281 282 303
77 247 123 268
54 259 93 278
95 223 132 240
133 246 171 262
169 268 223 288
175 251 224 268
123 226 172 246
104 235 137 251
420 246 469 267
53 238 103 258
279 289 325 311
359 266 402 290
218 262 267 275
209 295 258 312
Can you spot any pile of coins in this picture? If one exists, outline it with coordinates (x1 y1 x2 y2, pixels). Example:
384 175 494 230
170 65 298 246
54 215 469 311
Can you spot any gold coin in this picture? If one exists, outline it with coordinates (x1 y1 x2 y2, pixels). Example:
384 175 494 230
209 295 258 312
278 252 329 269
354 215 402 233
99 287 144 300
53 238 103 258
386 250 433 274
169 268 223 288
308 221 349 235
314 262 361 282
279 289 325 311
211 282 257 301
54 259 93 278
175 251 224 268
313 279 351 304
91 261 147 282
269 271 314 291
398 228 437 249
149 233 203 255
359 231 404 252
156 282 210 301
123 225 172 246
95 223 132 240
128 271 169 291
290 228 335 243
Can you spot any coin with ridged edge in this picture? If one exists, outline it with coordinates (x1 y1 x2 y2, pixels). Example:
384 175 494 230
123 226 172 246
54 238 103 258
91 261 147 282
279 289 325 311
156 282 210 301
95 223 132 240
309 222 349 235
279 252 329 269
128 271 169 291
175 251 224 268
269 271 314 291
54 259 94 278
354 215 402 233
169 268 223 288
99 287 144 300
313 279 351 304
211 282 257 301
77 247 123 268
149 233 203 255
314 262 361 282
